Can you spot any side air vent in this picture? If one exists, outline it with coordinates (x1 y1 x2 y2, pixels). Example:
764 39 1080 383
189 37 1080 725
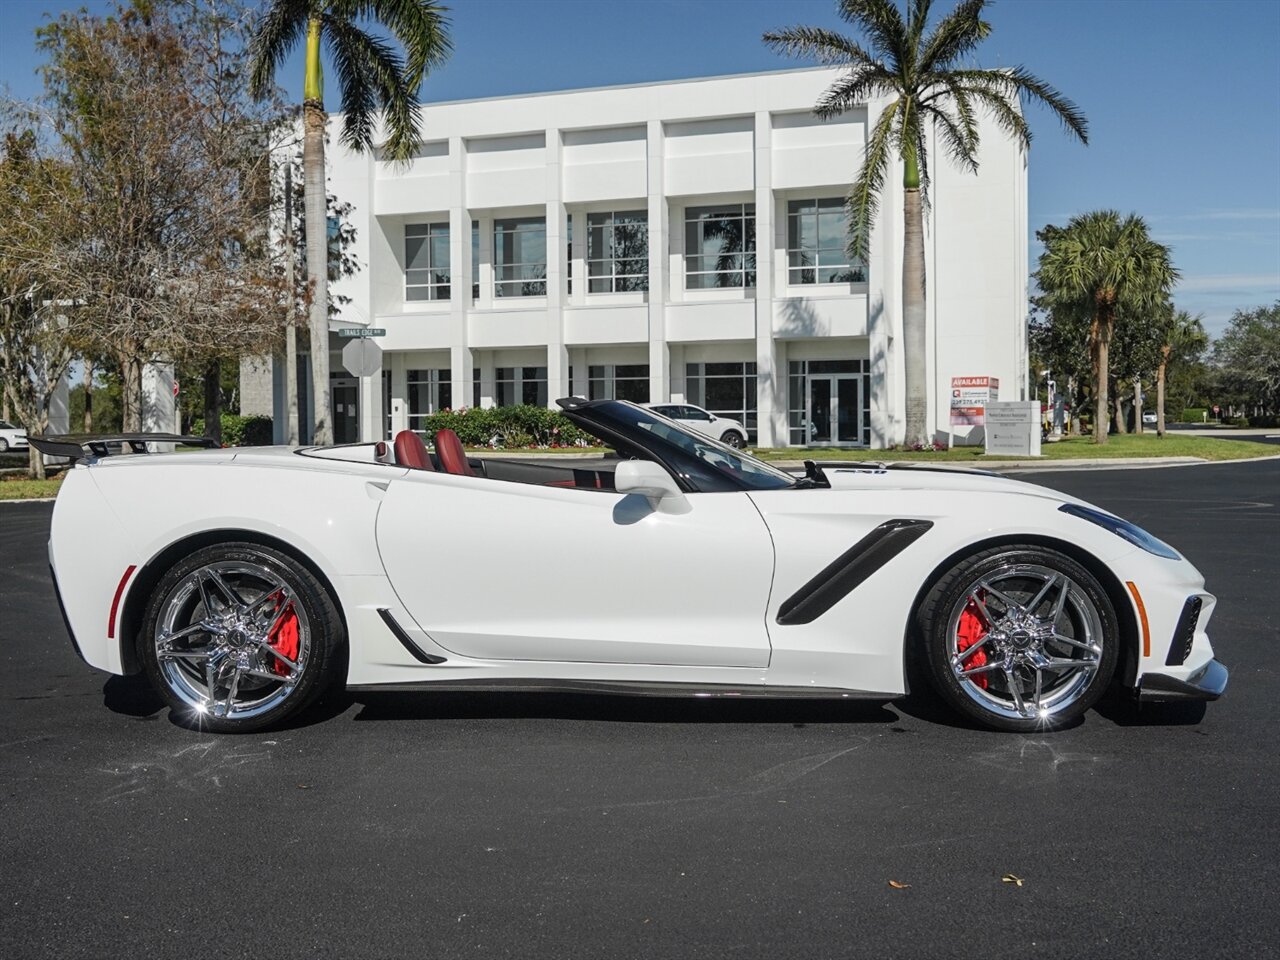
1165 596 1203 666
377 608 447 664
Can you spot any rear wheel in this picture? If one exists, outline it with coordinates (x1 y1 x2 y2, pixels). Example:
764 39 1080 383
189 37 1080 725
140 542 343 732
919 545 1118 731
720 431 744 448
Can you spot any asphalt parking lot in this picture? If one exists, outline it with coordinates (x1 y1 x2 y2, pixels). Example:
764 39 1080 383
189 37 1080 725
2 460 1278 960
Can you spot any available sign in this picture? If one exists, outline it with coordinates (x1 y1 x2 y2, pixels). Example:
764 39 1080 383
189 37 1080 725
985 401 1043 457
950 376 999 426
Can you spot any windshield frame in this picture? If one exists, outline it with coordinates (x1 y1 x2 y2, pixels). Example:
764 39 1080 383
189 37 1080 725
558 398 797 493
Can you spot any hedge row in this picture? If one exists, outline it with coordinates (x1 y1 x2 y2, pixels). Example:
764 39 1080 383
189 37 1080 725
417 406 595 448
190 413 274 446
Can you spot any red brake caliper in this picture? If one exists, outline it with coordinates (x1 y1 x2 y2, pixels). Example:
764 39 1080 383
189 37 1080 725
265 592 300 677
956 593 990 689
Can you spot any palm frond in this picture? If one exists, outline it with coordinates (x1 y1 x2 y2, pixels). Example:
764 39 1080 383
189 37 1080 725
762 25 878 67
948 66 1087 145
958 82 1032 150
847 98 899 261
924 94 979 174
813 65 896 118
838 0 909 68
248 0 312 100
338 0 453 80
918 0 990 73
324 14 420 157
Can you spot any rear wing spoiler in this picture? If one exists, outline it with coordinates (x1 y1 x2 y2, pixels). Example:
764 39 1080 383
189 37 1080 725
28 433 221 462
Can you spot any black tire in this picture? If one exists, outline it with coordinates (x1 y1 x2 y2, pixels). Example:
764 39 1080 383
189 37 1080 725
917 544 1119 732
0 438 9 453
140 541 344 733
720 431 745 449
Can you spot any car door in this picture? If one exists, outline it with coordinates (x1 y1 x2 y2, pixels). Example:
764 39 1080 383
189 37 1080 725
677 406 717 439
374 468 775 667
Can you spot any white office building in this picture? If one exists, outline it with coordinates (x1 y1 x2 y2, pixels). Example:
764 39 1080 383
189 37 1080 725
246 66 1029 448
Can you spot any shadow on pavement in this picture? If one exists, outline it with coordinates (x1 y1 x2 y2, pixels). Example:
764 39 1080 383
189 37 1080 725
349 690 899 726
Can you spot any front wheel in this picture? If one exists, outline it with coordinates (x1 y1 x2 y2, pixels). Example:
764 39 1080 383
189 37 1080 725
918 545 1118 731
0 438 9 453
140 542 344 732
720 431 745 449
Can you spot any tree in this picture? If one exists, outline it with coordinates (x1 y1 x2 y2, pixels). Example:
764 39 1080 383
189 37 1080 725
1156 309 1207 436
37 1 285 433
1212 302 1280 416
764 0 1087 446
249 0 452 445
0 129 78 479
1034 211 1177 444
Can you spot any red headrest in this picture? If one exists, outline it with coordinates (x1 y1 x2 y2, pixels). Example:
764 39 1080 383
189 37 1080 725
433 428 474 477
393 430 434 470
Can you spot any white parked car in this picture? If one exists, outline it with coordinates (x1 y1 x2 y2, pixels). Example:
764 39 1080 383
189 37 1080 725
1142 412 1158 426
646 403 749 448
33 400 1226 734
0 420 29 452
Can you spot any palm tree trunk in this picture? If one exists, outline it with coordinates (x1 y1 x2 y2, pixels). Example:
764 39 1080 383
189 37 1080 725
1133 378 1143 434
1113 390 1126 434
1156 351 1168 438
902 155 928 447
284 165 300 446
302 17 332 445
1092 306 1111 445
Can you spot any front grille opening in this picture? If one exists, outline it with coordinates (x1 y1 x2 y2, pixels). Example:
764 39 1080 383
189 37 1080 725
1166 596 1203 666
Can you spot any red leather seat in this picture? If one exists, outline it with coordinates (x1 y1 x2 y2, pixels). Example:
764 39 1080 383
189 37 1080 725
433 428 475 477
393 430 434 470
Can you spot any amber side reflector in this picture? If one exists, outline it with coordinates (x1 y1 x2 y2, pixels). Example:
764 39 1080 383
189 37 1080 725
1126 581 1151 658
108 565 137 640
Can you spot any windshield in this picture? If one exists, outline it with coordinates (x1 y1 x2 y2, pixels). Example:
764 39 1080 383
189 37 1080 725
580 401 796 491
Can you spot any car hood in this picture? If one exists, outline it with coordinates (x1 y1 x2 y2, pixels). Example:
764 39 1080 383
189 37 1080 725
818 462 1086 506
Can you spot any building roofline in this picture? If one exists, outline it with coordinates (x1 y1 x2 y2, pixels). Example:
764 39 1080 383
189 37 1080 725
392 64 841 115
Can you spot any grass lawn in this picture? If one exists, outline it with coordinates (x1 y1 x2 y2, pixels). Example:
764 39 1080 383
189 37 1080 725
751 433 1277 462
0 474 64 500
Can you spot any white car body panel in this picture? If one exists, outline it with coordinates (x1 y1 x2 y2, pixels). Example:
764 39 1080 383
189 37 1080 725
0 422 29 450
44 435 1221 707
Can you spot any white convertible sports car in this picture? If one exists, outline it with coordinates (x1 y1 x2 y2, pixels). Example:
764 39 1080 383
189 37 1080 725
33 399 1227 733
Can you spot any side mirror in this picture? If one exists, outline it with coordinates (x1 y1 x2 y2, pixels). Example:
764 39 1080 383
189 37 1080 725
614 460 688 512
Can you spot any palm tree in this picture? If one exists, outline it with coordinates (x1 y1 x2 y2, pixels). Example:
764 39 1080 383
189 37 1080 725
1157 309 1207 437
249 0 451 445
764 0 1087 447
1035 211 1177 444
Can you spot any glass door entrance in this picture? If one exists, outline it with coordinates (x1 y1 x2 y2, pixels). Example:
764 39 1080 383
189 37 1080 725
807 375 862 445
331 377 360 444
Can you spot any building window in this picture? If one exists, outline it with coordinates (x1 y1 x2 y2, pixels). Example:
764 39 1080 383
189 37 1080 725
788 359 871 446
685 203 755 289
566 216 572 295
496 366 547 407
405 223 450 301
407 368 452 430
587 211 648 292
383 369 392 439
588 364 649 402
786 199 865 285
686 361 757 442
471 221 479 300
473 367 481 409
494 217 546 297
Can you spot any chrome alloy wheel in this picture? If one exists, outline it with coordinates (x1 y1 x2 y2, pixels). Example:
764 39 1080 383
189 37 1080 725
946 563 1104 722
153 560 312 720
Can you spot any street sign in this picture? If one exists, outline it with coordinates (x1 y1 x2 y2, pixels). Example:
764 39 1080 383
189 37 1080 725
338 327 386 338
342 338 383 377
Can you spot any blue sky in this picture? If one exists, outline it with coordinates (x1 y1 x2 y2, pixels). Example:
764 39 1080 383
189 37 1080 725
2 0 1278 335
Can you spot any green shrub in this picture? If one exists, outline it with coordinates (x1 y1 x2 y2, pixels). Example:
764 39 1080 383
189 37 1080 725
190 413 274 446
1247 414 1280 428
418 405 594 448
1231 416 1250 428
1181 407 1208 423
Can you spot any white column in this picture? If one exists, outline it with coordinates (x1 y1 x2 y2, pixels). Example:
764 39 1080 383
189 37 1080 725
545 127 568 406
569 210 586 306
752 111 778 447
360 367 383 441
389 352 408 432
646 119 669 402
448 135 474 408
479 352 496 408
570 347 588 398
